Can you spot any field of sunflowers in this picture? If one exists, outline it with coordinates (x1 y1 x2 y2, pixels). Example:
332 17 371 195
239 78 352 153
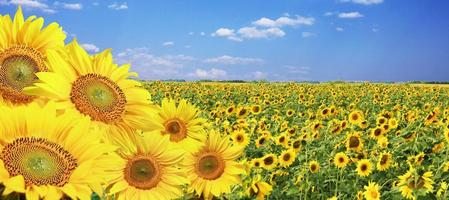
1 6 449 200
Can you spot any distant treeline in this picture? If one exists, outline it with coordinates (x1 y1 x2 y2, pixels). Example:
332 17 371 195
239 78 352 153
140 79 449 84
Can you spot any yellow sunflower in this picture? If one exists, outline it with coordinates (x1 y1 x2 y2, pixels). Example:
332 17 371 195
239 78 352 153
183 130 245 199
309 160 320 173
231 129 249 148
24 40 158 133
348 110 364 125
256 135 269 148
364 182 381 200
151 98 206 149
345 132 364 152
0 102 117 199
0 7 65 105
444 128 449 143
377 152 392 171
334 152 349 169
278 149 296 168
397 168 434 200
356 159 373 177
106 129 188 200
261 154 278 170
246 174 272 200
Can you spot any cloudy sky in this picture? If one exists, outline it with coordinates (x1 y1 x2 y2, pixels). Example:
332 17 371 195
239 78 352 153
1 0 449 81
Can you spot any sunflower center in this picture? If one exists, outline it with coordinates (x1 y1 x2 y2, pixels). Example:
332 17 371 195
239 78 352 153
311 164 317 171
283 154 291 161
339 157 345 163
0 46 46 104
70 74 126 123
408 177 425 189
361 164 367 171
236 135 243 142
263 156 274 165
163 118 188 142
196 152 225 180
349 136 360 148
0 137 77 187
124 155 162 190
380 155 389 165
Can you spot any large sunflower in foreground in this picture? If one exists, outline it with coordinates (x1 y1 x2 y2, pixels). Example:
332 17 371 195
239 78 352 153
397 167 434 200
24 40 158 133
0 102 117 199
151 98 206 148
106 129 188 200
183 130 245 199
0 7 65 105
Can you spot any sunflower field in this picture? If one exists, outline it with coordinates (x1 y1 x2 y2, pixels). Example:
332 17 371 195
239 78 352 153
1 6 449 200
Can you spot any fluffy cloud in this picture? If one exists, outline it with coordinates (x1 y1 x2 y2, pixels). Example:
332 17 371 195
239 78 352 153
341 0 383 5
115 47 196 79
54 2 83 10
211 28 243 41
5 0 56 13
80 43 99 53
108 2 128 10
162 41 174 46
238 27 285 39
204 55 264 65
252 16 315 27
338 12 364 19
190 68 227 80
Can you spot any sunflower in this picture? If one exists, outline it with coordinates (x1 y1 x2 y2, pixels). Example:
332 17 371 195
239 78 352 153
236 106 249 118
261 154 278 170
151 98 206 148
256 135 269 148
275 133 289 148
377 152 392 171
0 102 117 199
334 152 349 169
106 129 188 200
0 7 65 105
24 40 158 133
246 174 272 200
309 160 320 173
364 182 381 200
444 128 449 143
231 129 249 147
345 132 364 152
356 159 373 177
291 139 302 152
397 168 434 200
251 105 262 115
279 149 296 168
251 159 262 168
370 127 384 140
183 130 245 199
225 105 235 115
348 110 364 125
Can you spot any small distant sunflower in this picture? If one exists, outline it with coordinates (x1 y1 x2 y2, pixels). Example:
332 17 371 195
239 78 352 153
236 106 249 118
279 149 296 168
286 109 295 117
251 105 262 115
397 168 434 200
345 132 364 152
370 127 384 140
153 98 206 148
184 130 245 199
231 129 249 147
107 130 188 200
309 160 320 173
377 152 392 171
291 139 302 152
334 152 349 169
0 102 117 199
356 159 373 177
261 154 278 170
275 133 289 147
256 135 269 148
348 110 364 125
25 40 158 133
246 174 273 200
251 159 262 168
364 182 381 200
225 105 235 115
0 7 65 105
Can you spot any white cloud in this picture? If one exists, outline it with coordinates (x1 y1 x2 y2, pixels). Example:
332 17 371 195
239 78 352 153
162 41 174 46
6 0 56 13
211 28 243 42
200 32 206 36
80 43 99 53
115 47 196 79
341 0 383 5
108 2 128 10
338 12 364 19
238 27 285 39
324 12 334 16
336 27 344 32
302 32 316 38
253 71 267 79
54 2 82 10
190 68 227 80
285 66 310 74
204 55 264 65
252 16 315 27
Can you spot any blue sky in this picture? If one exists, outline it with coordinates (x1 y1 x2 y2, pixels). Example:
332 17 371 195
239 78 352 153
1 0 449 81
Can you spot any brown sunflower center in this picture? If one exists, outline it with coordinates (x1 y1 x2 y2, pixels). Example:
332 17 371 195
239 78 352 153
408 177 425 189
283 153 291 161
236 134 243 142
163 118 187 142
310 164 317 171
338 157 345 163
70 73 126 123
351 114 359 121
0 137 77 187
360 164 368 171
380 155 389 165
196 152 225 180
349 136 360 148
0 46 46 104
263 156 274 165
374 128 382 136
124 155 162 190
